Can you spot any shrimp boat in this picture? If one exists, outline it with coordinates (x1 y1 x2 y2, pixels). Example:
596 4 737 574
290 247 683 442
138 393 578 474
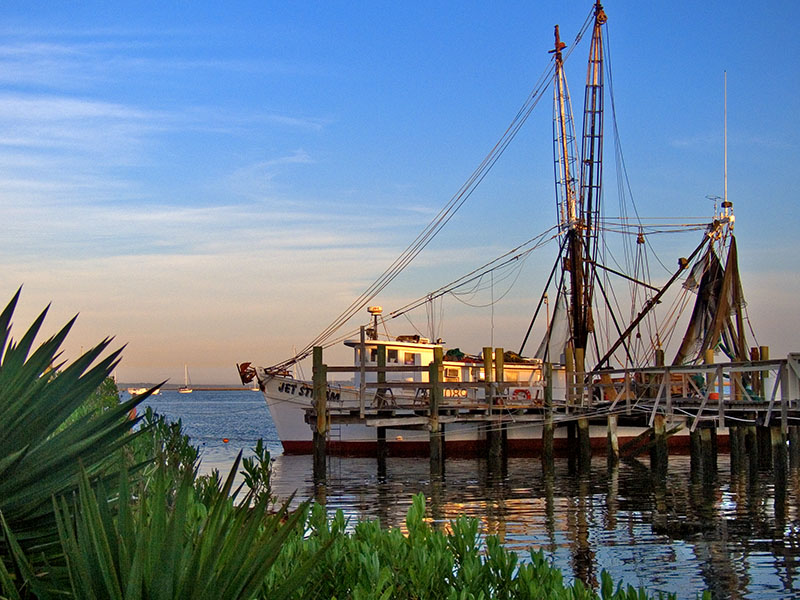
239 3 773 457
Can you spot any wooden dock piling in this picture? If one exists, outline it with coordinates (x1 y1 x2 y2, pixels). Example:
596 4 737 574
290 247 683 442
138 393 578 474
312 346 327 482
429 347 444 477
650 414 668 476
757 423 772 469
700 426 716 483
575 347 592 470
790 426 800 468
482 347 503 469
606 413 619 466
729 425 745 473
542 362 554 470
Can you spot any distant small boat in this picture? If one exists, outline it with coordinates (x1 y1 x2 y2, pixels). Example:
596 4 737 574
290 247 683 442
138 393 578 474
179 365 193 394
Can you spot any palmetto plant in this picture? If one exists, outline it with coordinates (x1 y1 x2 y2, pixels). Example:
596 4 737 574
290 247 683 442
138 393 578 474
0 289 319 599
3 457 313 600
0 288 144 560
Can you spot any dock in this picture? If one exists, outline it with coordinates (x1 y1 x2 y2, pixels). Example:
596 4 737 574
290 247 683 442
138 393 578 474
306 345 800 482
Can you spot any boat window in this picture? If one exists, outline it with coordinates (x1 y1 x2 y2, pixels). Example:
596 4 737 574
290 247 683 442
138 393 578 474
370 348 378 362
404 352 419 365
388 349 399 363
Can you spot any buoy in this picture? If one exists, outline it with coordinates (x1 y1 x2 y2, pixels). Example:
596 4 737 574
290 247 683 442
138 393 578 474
222 438 229 443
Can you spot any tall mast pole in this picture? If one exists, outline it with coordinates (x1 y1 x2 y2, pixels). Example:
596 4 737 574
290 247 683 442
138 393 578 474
723 71 729 218
551 25 578 228
551 25 584 360
578 2 607 351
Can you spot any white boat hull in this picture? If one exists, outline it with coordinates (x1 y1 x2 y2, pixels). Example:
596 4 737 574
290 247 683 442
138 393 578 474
258 371 708 457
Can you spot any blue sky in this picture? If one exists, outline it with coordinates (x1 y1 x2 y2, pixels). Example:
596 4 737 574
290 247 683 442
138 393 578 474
1 1 798 384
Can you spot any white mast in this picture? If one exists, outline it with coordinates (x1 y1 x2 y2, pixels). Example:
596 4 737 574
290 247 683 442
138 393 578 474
724 71 728 217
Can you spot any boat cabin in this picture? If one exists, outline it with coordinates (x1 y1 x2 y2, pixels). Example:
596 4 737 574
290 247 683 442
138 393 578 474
344 337 543 390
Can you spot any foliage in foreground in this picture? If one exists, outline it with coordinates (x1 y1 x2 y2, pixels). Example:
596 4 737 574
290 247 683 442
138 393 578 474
0 289 144 564
2 457 312 600
0 290 315 599
265 493 693 600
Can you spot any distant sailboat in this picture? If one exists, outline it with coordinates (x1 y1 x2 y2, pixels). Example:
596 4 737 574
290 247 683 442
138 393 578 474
179 365 193 394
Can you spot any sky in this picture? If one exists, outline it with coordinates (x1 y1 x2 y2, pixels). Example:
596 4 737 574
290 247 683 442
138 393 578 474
1 1 798 385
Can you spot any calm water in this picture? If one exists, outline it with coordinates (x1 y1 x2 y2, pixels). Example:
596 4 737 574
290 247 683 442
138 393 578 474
140 389 800 599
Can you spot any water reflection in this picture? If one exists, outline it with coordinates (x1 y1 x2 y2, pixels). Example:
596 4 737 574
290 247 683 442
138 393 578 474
271 453 800 599
138 391 798 598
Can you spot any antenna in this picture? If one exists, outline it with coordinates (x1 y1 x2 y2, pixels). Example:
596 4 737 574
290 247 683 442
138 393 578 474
724 71 728 215
722 71 733 221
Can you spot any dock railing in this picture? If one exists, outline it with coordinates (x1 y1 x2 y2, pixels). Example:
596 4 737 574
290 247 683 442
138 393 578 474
313 334 800 436
569 354 800 434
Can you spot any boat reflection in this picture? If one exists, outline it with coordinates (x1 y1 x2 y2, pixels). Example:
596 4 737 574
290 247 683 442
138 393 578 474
270 453 800 599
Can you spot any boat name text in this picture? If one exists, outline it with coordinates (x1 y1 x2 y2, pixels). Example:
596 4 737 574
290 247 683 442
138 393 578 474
278 381 341 402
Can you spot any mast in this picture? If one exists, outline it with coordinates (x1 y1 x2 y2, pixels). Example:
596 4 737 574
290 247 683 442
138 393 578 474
577 1 607 351
551 25 578 230
550 3 607 366
550 24 585 362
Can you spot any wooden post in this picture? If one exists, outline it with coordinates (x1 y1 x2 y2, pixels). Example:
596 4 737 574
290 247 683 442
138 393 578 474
565 347 575 408
488 348 505 469
788 426 800 469
772 423 788 524
771 425 787 477
483 346 494 406
482 346 498 461
655 348 665 366
760 345 770 400
729 425 744 473
377 426 387 478
359 326 367 418
650 413 668 476
750 347 761 396
744 424 759 476
376 344 387 473
312 346 327 482
429 347 444 476
377 344 386 383
690 426 702 479
494 347 505 385
708 426 718 470
575 347 591 470
703 348 714 405
575 347 585 403
757 421 772 470
654 348 665 400
542 362 554 471
607 413 619 467
780 356 790 437
700 426 716 484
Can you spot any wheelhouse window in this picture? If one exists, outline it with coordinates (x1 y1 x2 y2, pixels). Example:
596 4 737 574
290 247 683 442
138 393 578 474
388 349 399 363
404 352 419 365
444 367 460 381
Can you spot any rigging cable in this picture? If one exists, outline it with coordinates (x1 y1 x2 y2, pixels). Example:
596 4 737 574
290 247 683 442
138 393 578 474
267 13 597 371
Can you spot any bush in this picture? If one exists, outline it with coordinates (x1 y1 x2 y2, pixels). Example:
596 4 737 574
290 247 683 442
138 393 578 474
0 291 316 599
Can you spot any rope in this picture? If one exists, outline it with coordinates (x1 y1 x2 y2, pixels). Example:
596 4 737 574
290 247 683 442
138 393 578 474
265 11 598 372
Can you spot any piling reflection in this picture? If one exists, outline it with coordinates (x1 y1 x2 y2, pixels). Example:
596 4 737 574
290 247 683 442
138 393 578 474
270 445 800 599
